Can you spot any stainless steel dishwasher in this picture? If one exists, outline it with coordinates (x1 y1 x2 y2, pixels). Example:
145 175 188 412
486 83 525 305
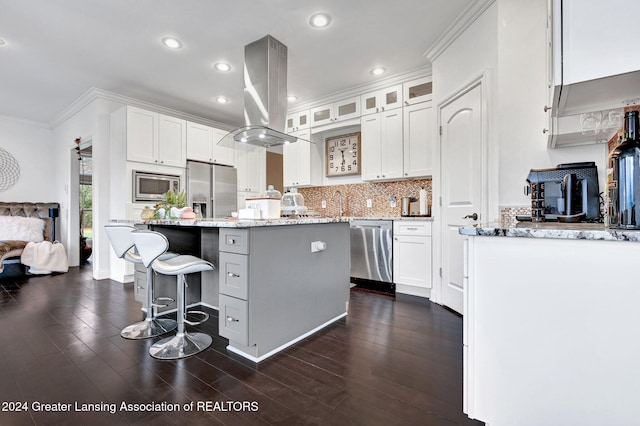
349 220 394 294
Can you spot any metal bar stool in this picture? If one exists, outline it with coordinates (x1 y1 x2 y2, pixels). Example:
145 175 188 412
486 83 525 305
132 230 214 360
105 224 177 339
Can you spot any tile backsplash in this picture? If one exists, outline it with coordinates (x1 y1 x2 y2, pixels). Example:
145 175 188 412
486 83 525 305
297 179 432 217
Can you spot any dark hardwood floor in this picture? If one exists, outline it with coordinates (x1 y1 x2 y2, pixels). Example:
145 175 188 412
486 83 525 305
0 266 483 425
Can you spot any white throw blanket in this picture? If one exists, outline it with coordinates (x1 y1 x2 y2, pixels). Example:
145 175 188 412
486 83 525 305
21 241 69 274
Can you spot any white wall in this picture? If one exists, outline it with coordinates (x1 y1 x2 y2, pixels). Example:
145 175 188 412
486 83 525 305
0 117 56 202
430 2 499 304
497 0 608 208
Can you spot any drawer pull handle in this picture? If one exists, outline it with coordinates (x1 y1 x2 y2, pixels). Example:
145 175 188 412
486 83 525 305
227 238 236 244
227 316 239 322
406 227 418 231
227 272 240 278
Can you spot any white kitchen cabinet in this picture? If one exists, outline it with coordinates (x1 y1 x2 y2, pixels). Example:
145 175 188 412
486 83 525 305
286 110 310 133
403 101 434 178
282 129 321 187
555 0 640 89
124 106 186 167
186 122 234 166
125 107 157 164
157 114 186 167
361 109 403 181
403 76 433 106
361 84 403 116
463 234 640 425
547 0 640 147
310 96 361 127
393 221 432 297
236 148 265 194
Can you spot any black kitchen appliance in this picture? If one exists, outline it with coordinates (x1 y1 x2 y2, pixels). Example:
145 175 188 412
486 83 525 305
608 111 640 229
525 162 600 221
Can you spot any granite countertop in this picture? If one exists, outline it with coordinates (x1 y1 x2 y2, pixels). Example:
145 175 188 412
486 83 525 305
459 222 640 242
114 215 434 228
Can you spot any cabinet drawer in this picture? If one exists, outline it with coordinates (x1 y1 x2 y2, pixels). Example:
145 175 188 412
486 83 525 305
219 229 250 254
393 221 432 236
219 252 249 299
219 294 248 346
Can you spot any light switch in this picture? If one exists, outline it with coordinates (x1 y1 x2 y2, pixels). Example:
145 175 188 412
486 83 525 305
366 199 372 208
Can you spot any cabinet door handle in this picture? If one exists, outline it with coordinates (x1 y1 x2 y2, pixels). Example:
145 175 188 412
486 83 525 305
227 272 240 278
226 316 239 322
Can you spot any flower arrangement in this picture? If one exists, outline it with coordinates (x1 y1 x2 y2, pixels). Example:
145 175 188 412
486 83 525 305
154 189 188 219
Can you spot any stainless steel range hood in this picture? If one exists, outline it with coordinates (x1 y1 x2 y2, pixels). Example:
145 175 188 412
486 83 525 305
219 35 312 149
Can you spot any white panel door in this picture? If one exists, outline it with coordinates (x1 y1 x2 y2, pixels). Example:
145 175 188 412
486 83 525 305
126 107 157 164
186 122 213 162
403 102 434 178
158 114 186 167
211 128 235 166
380 110 403 180
440 83 483 314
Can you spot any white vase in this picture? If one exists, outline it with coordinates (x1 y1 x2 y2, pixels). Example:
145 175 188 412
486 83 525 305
156 207 166 219
170 207 186 218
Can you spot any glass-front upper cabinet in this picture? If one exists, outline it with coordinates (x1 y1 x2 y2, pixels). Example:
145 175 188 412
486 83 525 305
361 84 403 115
310 96 361 127
403 77 433 106
286 110 310 133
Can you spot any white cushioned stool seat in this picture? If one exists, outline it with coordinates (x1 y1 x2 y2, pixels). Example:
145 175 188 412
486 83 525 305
132 230 214 360
104 224 177 339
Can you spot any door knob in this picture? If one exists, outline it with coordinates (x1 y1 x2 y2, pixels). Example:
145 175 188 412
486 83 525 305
463 213 478 220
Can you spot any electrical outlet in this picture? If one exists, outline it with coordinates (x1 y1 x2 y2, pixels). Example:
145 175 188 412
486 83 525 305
366 199 372 208
390 200 397 208
321 200 326 208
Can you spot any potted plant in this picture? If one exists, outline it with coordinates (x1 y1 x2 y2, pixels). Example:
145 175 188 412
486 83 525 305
155 189 189 219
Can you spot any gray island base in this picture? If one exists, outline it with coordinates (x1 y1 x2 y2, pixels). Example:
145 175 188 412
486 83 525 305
147 219 350 362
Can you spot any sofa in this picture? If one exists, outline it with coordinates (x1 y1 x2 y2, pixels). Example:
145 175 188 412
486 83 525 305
0 202 59 277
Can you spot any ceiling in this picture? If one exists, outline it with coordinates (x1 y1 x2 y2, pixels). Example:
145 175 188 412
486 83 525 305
0 0 473 127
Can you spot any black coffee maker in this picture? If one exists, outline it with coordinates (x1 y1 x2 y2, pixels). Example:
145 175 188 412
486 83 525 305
526 162 600 222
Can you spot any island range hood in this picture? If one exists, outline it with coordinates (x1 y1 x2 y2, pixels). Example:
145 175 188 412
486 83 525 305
219 35 311 149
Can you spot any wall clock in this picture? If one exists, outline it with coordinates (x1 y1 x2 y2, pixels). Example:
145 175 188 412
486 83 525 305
325 132 361 177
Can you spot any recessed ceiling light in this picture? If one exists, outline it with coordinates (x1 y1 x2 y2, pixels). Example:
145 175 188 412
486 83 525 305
370 67 387 76
309 13 332 28
215 96 229 104
161 36 182 49
287 96 298 103
213 62 231 72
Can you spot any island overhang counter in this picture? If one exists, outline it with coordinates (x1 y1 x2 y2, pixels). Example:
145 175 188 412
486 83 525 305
459 222 640 425
136 217 351 362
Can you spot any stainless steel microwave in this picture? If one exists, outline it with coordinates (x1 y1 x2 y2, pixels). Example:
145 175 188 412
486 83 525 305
133 171 181 203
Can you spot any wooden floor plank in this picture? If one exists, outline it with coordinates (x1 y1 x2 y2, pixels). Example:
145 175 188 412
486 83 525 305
0 266 482 425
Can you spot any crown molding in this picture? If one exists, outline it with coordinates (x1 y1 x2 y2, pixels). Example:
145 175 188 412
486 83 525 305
51 87 235 130
288 65 432 114
0 115 51 129
424 0 496 63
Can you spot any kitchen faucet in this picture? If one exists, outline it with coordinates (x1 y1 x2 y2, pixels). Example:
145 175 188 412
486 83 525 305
333 190 344 217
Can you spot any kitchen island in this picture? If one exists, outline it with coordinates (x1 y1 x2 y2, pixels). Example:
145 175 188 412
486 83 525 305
459 222 640 426
141 217 351 362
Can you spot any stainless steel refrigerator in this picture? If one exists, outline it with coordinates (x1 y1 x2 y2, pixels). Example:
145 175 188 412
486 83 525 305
186 161 237 218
